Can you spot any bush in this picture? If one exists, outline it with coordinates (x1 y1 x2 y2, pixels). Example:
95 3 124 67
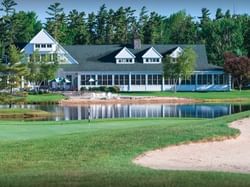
99 86 109 92
86 86 120 93
80 87 88 92
108 86 120 93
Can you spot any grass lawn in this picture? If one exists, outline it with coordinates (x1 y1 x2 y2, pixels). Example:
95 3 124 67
121 90 250 102
0 108 50 119
26 93 66 104
0 111 250 187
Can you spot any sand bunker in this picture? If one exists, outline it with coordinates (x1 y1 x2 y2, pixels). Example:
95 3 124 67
134 118 250 173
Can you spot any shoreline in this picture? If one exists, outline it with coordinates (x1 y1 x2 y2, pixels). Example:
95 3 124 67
133 118 250 174
59 96 200 105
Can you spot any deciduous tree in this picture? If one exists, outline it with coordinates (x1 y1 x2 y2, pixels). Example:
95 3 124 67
163 47 197 92
224 52 250 91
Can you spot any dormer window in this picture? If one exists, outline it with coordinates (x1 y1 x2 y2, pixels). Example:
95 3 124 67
115 47 135 64
171 58 177 63
142 47 162 64
117 58 133 63
35 43 53 49
145 58 160 63
169 47 183 58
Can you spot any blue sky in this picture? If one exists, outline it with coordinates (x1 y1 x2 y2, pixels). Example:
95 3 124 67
4 0 250 22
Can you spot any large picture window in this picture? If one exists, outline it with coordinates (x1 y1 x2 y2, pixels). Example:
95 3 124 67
148 74 162 85
114 75 129 85
214 74 228 85
131 74 146 85
97 75 112 85
81 75 95 85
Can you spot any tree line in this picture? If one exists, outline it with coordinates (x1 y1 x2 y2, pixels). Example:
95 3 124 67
0 0 250 67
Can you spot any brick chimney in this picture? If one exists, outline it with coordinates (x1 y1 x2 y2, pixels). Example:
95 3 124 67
134 38 141 49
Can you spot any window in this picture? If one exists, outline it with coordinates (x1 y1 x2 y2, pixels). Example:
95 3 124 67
48 54 53 61
191 75 196 85
97 75 112 85
148 74 162 85
165 78 175 85
35 44 40 48
181 75 195 85
117 58 133 63
171 58 177 63
131 75 136 85
47 44 52 48
148 75 153 85
66 75 72 84
131 74 145 85
144 58 161 63
207 75 212 85
81 75 95 85
41 44 46 48
115 75 129 85
214 74 228 85
198 74 211 85
41 54 46 61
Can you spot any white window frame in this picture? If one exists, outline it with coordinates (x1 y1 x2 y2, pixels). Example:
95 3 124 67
116 58 135 64
143 58 161 64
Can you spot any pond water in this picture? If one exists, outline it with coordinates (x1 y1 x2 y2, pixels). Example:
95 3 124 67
1 103 250 121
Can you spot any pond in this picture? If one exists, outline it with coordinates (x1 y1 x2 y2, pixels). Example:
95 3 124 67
1 103 250 121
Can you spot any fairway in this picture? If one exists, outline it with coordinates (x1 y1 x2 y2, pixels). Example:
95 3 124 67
121 90 250 102
0 111 250 187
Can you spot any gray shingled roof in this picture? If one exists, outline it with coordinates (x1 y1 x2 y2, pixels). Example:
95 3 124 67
60 44 223 72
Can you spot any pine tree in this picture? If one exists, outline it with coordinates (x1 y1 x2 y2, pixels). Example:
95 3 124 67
0 0 16 16
67 9 89 44
0 45 28 108
215 8 224 20
0 0 17 62
45 2 67 43
96 4 108 44
87 12 97 44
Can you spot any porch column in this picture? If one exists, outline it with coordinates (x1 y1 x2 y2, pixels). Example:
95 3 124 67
162 75 165 91
212 74 214 85
77 73 81 91
128 72 131 91
145 74 148 91
228 74 232 91
21 76 24 89
195 73 198 91
112 74 115 86
95 74 98 86
77 106 82 120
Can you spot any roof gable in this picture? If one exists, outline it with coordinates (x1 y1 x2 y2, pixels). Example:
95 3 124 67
169 47 183 58
21 29 78 64
115 47 135 58
29 29 55 44
142 47 163 58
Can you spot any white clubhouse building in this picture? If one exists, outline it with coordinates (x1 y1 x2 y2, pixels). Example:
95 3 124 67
21 29 231 92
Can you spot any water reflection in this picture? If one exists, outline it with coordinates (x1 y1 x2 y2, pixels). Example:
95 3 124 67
1 103 249 121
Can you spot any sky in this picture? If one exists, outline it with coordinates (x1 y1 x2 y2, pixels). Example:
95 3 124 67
4 0 250 22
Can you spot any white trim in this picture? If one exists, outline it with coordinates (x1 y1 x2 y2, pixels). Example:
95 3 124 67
142 47 163 58
21 29 79 64
115 47 136 58
169 47 183 58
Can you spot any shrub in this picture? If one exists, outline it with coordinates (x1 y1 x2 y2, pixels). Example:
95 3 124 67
80 87 87 92
108 86 120 93
99 86 109 92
